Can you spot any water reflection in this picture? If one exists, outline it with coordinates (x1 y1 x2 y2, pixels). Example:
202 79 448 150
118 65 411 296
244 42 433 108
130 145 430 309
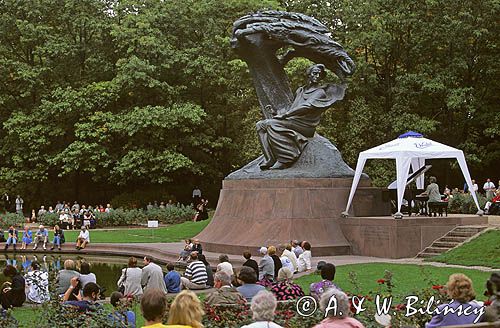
1 253 131 296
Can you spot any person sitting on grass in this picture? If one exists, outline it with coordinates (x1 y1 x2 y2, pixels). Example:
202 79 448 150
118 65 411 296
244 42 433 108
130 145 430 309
33 225 49 250
24 261 49 304
310 263 342 301
216 254 234 278
237 266 265 302
56 259 80 297
198 254 214 287
241 290 283 328
75 226 90 250
167 290 204 328
258 247 274 281
242 251 259 279
117 257 143 299
63 277 101 313
164 262 181 294
108 291 136 328
50 225 64 251
4 225 18 251
0 265 26 309
206 271 246 305
270 267 305 301
79 262 97 288
180 252 209 290
140 288 169 328
313 288 365 328
297 241 312 272
20 226 32 250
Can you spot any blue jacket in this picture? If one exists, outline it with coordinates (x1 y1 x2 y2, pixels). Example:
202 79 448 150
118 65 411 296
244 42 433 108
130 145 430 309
164 270 181 293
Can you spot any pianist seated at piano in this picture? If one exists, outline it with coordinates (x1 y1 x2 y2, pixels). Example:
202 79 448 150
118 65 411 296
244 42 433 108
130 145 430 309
418 176 447 216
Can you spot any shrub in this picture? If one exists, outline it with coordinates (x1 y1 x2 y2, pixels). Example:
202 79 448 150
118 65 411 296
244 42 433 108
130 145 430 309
0 212 25 228
448 192 487 214
39 213 60 227
94 205 196 227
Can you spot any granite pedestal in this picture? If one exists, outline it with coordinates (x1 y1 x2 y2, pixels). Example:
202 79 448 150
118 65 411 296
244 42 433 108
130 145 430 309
196 177 390 256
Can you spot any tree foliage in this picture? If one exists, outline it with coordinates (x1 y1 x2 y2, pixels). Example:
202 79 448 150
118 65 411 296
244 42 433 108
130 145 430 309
0 0 498 206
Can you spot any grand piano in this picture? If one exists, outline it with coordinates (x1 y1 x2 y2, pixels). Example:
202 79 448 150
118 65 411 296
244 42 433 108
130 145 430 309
384 164 432 215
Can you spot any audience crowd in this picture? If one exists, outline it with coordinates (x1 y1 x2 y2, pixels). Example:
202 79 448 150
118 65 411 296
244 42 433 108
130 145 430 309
0 237 498 327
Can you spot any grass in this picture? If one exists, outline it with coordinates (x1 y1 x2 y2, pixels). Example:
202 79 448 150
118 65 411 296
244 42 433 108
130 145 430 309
426 229 500 268
294 263 492 302
11 262 491 327
48 220 210 243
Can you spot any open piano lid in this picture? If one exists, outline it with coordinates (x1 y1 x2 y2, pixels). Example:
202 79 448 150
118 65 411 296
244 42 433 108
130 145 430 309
387 164 432 190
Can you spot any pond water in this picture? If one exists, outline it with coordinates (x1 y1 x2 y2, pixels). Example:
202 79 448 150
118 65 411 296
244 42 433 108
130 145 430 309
0 253 159 296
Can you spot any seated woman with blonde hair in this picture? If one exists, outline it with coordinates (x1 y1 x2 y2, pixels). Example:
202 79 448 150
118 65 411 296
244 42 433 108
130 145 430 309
313 288 364 328
167 290 204 328
426 273 484 327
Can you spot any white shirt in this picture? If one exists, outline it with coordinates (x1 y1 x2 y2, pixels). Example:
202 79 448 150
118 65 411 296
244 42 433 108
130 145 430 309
192 188 201 197
280 256 294 272
217 262 234 277
297 250 312 272
484 182 495 191
282 249 298 271
472 183 478 192
25 270 50 303
78 230 90 242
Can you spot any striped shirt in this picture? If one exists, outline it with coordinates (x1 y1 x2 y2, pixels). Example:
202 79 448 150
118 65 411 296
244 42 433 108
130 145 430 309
185 261 208 285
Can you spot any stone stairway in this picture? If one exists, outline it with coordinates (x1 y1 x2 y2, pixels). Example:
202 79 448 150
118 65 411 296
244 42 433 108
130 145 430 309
416 225 489 258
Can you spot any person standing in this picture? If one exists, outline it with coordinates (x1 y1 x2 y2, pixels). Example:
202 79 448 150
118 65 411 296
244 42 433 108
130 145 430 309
192 186 202 206
15 195 23 216
141 256 167 294
484 178 496 200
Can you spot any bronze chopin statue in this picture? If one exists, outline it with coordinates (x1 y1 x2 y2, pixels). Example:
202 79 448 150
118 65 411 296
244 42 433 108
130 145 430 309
257 64 346 170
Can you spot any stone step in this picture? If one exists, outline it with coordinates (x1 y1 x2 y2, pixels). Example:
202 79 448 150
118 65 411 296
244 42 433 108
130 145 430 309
447 231 477 237
425 247 449 254
417 252 441 258
433 241 461 248
452 228 486 233
439 236 469 243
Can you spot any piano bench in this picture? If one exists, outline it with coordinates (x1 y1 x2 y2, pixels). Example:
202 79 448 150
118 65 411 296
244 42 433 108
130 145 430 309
428 201 449 217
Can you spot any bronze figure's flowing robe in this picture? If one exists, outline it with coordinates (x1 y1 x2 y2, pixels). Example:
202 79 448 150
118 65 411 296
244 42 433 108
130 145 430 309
257 83 346 169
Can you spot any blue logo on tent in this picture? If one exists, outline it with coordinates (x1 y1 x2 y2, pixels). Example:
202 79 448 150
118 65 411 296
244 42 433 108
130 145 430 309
398 131 423 139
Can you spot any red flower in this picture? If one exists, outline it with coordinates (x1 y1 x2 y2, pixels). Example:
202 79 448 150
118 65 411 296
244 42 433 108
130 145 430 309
377 279 386 284
395 303 406 311
432 285 444 290
484 300 492 306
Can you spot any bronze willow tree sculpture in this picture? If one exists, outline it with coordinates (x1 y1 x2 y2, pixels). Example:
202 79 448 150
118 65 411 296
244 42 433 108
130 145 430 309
228 10 357 177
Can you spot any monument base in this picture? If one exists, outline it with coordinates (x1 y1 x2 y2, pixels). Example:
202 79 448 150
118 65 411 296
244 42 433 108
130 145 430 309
339 215 488 258
196 178 390 256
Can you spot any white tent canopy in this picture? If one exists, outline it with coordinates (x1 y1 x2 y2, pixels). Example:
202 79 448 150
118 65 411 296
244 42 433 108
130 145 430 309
343 132 483 218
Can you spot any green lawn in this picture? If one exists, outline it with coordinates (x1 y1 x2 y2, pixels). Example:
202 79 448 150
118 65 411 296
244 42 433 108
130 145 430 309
294 263 492 302
51 220 210 243
426 229 500 268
